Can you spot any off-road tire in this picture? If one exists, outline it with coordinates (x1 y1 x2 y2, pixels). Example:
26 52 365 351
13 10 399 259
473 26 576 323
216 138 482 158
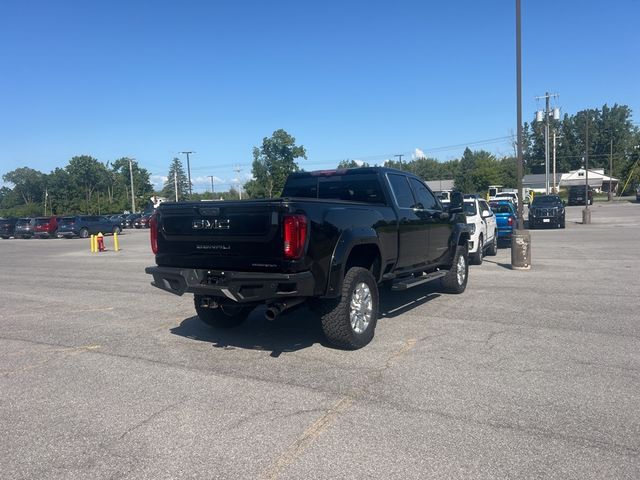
440 245 469 294
471 235 483 265
316 267 379 350
194 295 252 328
486 233 498 256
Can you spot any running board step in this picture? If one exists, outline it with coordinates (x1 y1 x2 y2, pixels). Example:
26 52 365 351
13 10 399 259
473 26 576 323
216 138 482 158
390 271 446 291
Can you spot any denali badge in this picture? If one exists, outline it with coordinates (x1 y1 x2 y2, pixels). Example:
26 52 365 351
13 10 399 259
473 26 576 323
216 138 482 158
196 244 231 250
192 219 230 230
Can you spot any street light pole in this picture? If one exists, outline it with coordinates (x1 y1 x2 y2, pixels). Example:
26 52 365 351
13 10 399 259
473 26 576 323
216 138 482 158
511 0 531 270
180 151 194 198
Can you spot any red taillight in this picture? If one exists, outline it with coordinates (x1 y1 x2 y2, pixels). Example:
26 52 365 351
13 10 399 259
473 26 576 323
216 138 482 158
508 216 514 226
149 213 158 254
283 214 307 260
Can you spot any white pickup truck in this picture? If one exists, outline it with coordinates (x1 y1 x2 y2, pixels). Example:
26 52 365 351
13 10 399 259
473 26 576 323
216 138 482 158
464 196 497 265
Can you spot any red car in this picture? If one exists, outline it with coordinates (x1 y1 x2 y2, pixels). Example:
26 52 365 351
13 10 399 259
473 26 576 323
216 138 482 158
34 216 60 238
134 214 152 229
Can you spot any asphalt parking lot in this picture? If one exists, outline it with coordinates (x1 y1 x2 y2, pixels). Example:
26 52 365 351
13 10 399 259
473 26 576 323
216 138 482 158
1 201 639 480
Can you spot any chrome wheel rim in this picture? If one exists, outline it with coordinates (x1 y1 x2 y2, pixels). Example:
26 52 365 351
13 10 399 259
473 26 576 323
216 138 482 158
350 282 372 334
456 255 466 285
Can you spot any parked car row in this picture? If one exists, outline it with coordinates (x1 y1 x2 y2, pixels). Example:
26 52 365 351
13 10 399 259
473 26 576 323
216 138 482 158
0 215 132 239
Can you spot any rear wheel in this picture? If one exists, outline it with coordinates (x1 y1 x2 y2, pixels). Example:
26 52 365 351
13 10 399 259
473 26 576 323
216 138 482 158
440 245 468 294
194 295 252 328
79 228 89 239
113 226 121 235
471 235 483 265
316 267 379 350
486 233 497 256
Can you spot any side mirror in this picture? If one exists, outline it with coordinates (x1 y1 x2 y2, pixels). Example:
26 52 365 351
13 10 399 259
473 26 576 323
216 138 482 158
449 191 463 214
481 209 491 218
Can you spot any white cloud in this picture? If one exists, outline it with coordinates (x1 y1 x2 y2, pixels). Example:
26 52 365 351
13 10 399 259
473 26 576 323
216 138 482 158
352 159 365 166
192 175 224 185
150 175 168 189
413 148 426 160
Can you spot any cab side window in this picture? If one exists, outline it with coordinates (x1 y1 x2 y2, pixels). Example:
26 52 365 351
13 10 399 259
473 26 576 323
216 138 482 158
409 178 438 210
479 200 492 216
387 174 415 208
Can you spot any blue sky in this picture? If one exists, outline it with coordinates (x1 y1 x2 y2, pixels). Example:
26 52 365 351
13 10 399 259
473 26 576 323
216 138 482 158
1 0 638 192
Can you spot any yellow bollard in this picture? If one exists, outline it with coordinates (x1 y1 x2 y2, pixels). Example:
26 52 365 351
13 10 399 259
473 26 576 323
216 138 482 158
113 232 119 252
90 235 96 253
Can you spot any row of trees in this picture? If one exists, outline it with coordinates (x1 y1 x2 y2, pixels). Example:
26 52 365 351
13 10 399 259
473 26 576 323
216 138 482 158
1 156 154 217
2 104 638 216
243 105 639 199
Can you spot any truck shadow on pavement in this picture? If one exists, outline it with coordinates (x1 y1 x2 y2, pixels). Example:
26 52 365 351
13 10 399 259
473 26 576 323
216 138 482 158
170 284 443 356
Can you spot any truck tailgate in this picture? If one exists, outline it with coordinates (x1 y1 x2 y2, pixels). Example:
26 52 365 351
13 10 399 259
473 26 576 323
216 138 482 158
155 201 288 271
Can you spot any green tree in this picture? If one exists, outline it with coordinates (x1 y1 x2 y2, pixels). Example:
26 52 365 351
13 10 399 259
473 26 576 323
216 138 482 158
244 129 307 198
2 167 45 207
66 155 108 213
337 159 369 168
454 148 476 193
468 151 502 192
162 158 190 201
109 157 153 212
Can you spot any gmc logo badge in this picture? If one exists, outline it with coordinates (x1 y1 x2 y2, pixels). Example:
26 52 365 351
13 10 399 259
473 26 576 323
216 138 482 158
192 219 230 230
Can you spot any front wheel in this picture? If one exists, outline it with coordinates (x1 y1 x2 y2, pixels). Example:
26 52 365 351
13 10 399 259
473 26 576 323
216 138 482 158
317 267 379 350
194 295 252 328
440 245 469 294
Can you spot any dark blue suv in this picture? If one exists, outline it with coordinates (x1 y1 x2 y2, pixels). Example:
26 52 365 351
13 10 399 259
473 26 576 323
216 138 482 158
57 215 121 238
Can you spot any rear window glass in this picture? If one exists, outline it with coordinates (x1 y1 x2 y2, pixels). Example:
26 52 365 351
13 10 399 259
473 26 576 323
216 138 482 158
282 174 385 204
58 217 76 225
16 219 31 226
35 218 50 226
490 203 514 214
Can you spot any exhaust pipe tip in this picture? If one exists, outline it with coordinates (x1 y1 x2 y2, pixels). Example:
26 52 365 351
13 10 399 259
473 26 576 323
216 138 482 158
264 305 282 322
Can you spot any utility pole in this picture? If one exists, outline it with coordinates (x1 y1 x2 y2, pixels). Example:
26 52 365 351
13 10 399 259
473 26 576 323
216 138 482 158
609 139 613 201
128 158 136 213
44 187 48 216
582 114 591 224
174 170 178 201
208 175 215 195
180 151 195 198
394 154 404 169
234 166 242 200
552 130 563 193
535 92 559 194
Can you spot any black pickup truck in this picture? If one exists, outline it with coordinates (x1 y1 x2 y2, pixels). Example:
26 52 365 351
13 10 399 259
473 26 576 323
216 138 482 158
146 167 470 349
